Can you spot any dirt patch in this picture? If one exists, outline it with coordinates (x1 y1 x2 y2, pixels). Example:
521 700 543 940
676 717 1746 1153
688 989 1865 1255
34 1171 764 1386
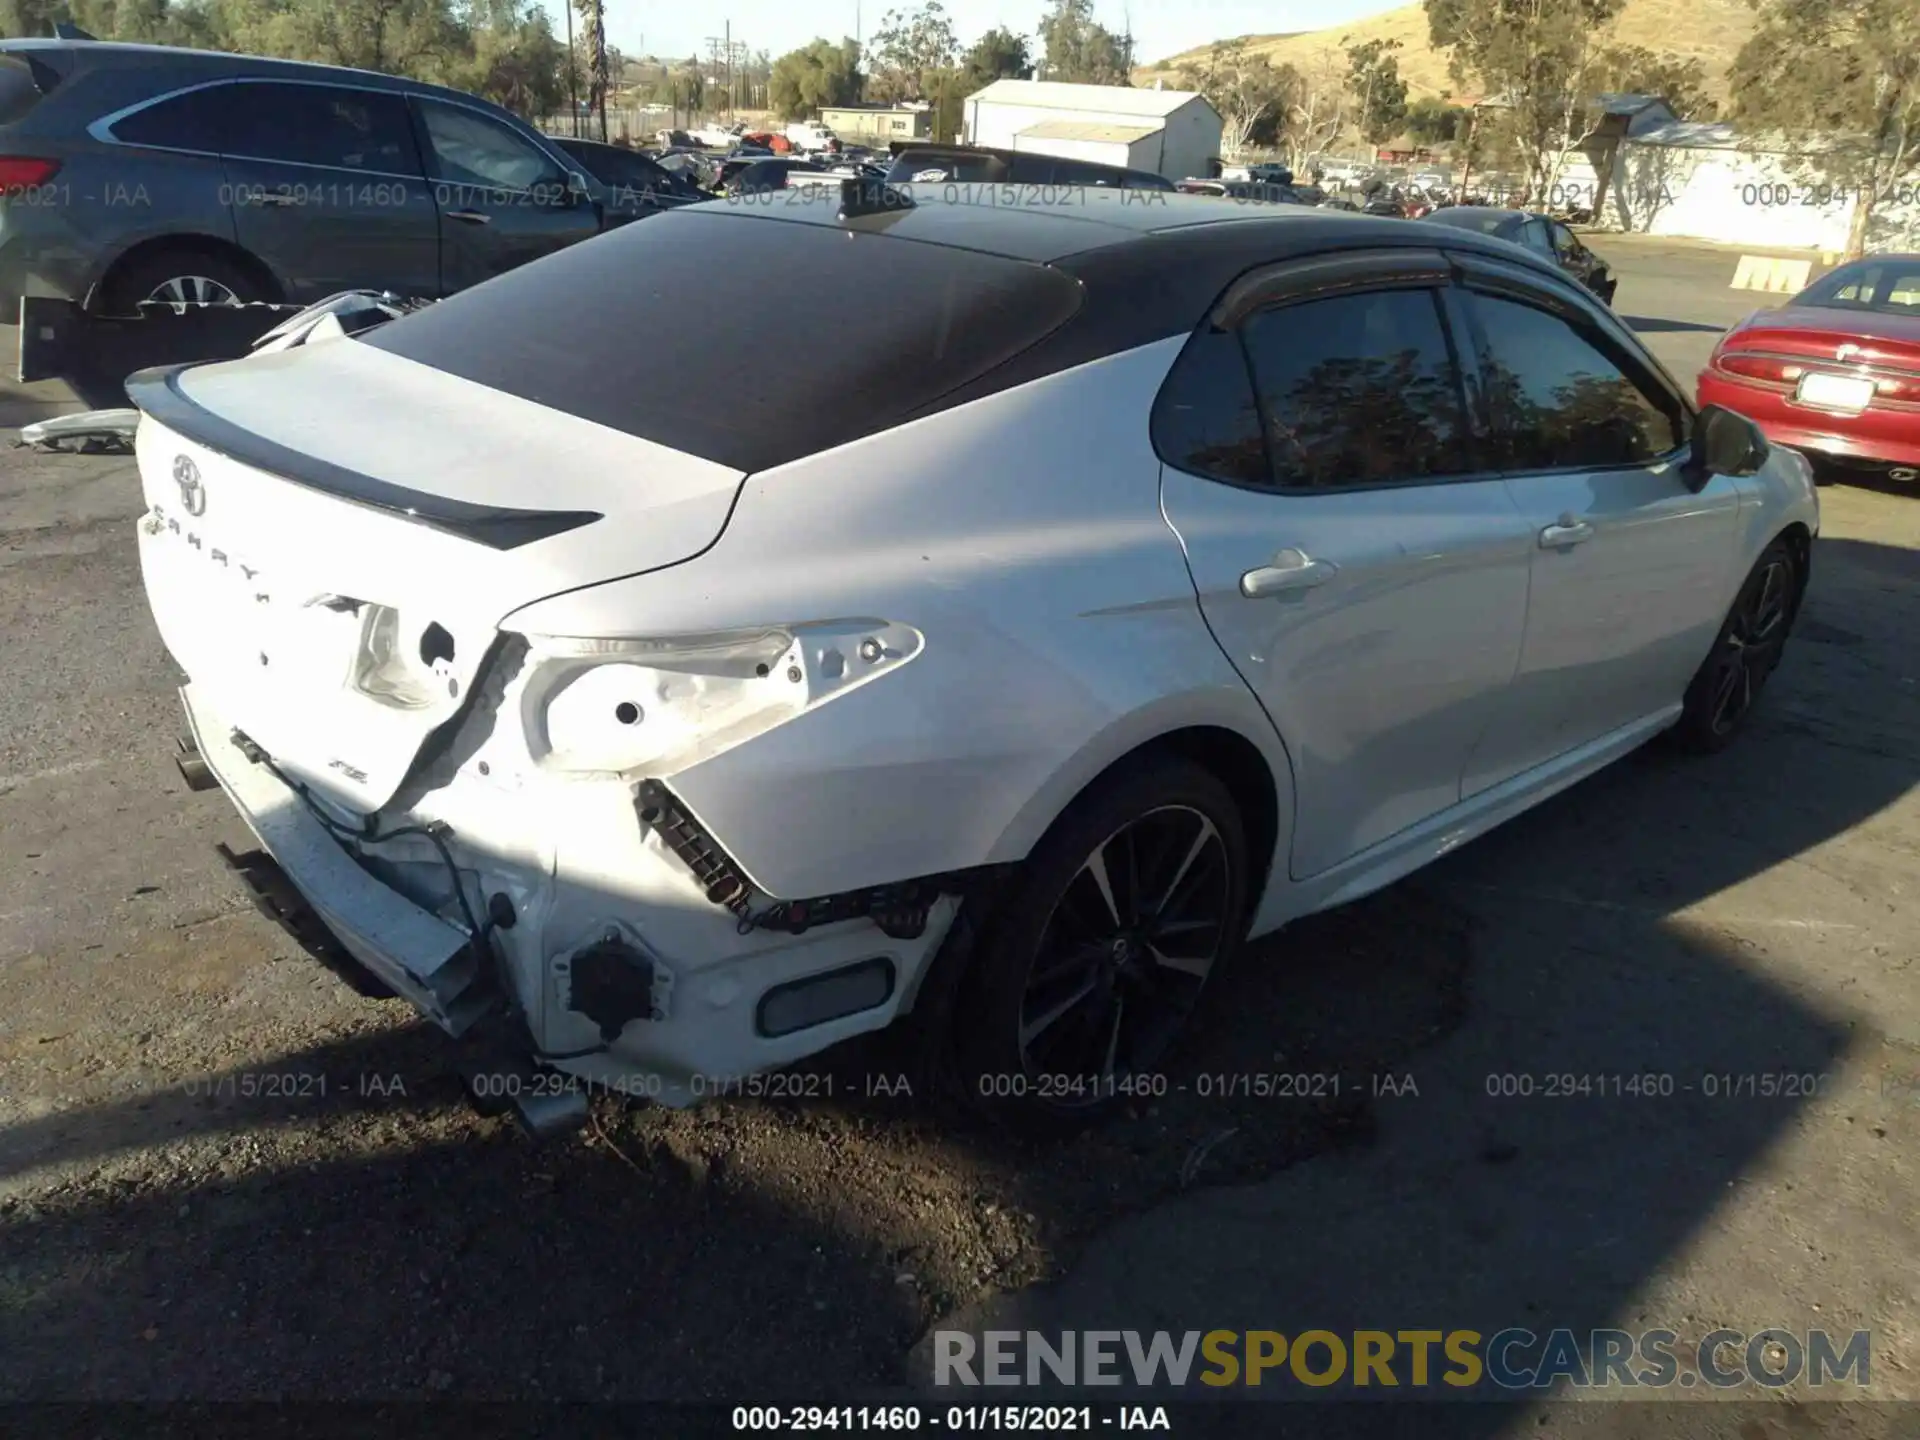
0 884 1469 1400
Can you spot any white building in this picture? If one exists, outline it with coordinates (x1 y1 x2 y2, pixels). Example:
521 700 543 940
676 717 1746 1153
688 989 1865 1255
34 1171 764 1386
960 79 1223 182
1593 118 1920 254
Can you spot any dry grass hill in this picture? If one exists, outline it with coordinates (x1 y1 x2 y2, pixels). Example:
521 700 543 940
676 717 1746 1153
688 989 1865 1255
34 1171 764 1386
1142 0 1758 103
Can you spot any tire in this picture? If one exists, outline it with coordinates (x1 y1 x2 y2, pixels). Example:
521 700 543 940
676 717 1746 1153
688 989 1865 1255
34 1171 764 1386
951 756 1250 1137
1670 537 1802 754
98 246 270 316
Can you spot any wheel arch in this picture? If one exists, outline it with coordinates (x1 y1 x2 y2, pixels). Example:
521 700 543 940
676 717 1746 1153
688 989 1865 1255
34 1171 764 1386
1774 520 1813 621
87 233 283 312
987 701 1296 932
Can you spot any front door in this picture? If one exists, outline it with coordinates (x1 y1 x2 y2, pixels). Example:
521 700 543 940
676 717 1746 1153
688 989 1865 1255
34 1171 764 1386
1453 273 1743 795
1156 264 1534 879
410 98 601 293
218 80 440 304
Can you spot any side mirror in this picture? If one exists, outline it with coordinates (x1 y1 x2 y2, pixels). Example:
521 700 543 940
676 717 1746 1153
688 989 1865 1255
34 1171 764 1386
1684 403 1767 490
563 170 592 206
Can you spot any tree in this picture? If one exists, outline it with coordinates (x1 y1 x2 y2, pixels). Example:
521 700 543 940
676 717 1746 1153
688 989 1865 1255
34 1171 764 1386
1427 0 1626 198
1035 0 1131 85
1593 45 1716 121
1730 0 1917 258
1405 96 1469 143
1343 37 1409 146
769 37 864 119
960 25 1031 89
1278 51 1348 171
867 1 958 102
1179 38 1290 158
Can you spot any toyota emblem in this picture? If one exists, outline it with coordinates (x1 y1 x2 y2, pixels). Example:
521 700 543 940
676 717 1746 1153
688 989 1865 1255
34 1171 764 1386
173 454 205 516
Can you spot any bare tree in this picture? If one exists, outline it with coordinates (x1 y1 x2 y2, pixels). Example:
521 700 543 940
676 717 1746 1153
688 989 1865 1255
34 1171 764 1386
1281 51 1349 171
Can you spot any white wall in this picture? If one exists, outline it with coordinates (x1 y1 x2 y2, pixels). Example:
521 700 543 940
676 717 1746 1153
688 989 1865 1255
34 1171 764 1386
1156 102 1224 182
1008 135 1135 170
1608 143 1920 252
966 98 1222 180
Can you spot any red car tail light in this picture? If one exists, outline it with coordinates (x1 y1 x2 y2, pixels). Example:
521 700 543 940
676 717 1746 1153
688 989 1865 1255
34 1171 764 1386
1716 351 1807 385
0 157 61 188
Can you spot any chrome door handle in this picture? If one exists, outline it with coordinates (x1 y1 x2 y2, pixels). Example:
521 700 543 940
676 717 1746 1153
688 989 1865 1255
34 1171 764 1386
252 192 298 206
1539 516 1594 548
445 209 491 224
1240 549 1339 598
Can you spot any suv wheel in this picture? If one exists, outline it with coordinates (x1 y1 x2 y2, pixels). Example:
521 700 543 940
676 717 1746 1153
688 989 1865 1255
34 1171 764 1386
99 248 269 316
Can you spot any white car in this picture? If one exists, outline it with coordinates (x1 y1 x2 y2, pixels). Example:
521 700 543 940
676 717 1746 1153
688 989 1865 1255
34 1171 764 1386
785 121 836 153
127 190 1818 1136
690 124 739 149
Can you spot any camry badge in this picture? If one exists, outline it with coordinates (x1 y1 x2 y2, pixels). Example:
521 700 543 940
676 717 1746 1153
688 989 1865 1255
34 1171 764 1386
173 454 205 516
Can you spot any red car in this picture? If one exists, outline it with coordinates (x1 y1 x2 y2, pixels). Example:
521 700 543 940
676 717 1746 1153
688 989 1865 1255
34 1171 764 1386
1698 253 1920 480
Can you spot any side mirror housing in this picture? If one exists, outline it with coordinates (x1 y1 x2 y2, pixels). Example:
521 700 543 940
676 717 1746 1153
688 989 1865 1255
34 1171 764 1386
1683 403 1767 490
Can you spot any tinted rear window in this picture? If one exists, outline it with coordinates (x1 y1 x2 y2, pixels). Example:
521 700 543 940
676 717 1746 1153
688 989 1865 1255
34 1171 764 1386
360 207 1085 472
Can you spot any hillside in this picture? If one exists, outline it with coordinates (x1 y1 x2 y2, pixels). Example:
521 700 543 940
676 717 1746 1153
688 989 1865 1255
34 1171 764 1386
1143 0 1757 104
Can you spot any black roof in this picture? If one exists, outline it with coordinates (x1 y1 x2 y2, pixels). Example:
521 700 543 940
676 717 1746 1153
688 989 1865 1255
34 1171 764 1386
358 188 1588 474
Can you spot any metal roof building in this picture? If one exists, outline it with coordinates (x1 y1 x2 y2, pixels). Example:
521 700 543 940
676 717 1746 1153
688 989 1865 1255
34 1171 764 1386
960 79 1223 182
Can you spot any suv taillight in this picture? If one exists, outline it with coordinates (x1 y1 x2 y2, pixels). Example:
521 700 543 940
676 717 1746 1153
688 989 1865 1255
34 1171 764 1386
0 157 60 188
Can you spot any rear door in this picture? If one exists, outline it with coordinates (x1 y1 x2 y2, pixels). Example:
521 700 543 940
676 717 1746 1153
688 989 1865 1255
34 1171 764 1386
409 96 600 292
219 80 439 303
1451 256 1740 793
1156 250 1534 879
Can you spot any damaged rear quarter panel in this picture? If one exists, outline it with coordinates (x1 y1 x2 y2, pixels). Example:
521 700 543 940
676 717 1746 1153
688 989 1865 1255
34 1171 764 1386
502 340 1294 901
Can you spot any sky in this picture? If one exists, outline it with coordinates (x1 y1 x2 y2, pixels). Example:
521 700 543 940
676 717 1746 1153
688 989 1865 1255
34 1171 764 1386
550 0 1405 70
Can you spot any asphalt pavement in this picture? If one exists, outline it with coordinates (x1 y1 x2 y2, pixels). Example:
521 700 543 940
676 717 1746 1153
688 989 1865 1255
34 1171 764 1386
0 236 1915 1426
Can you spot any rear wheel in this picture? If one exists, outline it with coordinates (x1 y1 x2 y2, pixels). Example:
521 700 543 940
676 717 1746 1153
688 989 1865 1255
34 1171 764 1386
99 247 270 316
1671 538 1801 753
953 757 1249 1137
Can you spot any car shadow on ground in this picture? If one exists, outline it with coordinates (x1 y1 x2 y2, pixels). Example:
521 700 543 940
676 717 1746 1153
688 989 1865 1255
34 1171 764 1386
0 535 1912 1413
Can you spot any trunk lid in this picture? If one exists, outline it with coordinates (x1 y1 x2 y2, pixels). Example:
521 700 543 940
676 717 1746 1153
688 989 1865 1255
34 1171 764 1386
1727 306 1920 372
131 337 746 814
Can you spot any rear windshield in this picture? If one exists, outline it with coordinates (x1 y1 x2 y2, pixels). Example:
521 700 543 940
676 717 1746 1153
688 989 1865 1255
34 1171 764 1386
360 205 1085 472
1795 259 1920 315
889 151 1007 183
0 55 53 127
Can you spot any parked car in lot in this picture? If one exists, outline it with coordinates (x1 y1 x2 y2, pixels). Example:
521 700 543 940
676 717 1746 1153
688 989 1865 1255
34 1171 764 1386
0 37 625 314
886 143 1176 190
1698 253 1920 482
127 188 1816 1135
1415 206 1617 303
548 136 707 217
722 157 829 195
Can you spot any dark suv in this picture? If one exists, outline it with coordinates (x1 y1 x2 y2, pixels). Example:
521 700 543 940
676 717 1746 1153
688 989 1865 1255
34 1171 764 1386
885 143 1176 191
0 38 633 314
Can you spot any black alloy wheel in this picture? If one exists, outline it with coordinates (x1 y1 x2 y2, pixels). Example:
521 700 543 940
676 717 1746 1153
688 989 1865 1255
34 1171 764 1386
953 757 1249 1135
1673 538 1801 753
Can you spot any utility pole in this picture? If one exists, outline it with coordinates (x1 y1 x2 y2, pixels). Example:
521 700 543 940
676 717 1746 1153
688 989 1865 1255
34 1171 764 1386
725 20 733 120
564 0 579 136
704 37 725 122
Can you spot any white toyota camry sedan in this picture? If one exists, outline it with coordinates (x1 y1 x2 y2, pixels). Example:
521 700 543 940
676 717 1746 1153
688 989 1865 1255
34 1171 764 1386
127 183 1819 1134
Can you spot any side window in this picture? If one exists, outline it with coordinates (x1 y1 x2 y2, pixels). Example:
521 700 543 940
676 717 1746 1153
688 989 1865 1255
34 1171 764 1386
223 83 420 174
1150 326 1268 486
110 84 241 152
1549 222 1579 258
416 98 566 192
1470 293 1682 470
1519 218 1553 254
1238 287 1476 489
